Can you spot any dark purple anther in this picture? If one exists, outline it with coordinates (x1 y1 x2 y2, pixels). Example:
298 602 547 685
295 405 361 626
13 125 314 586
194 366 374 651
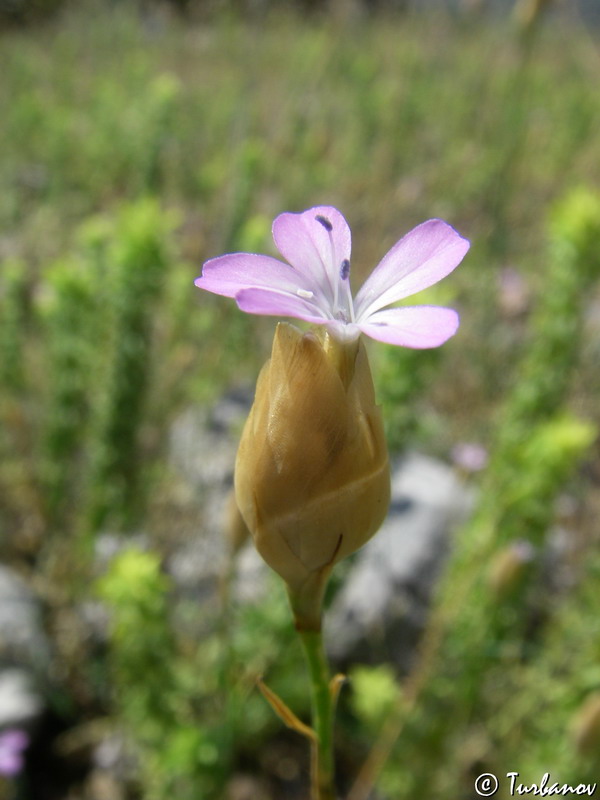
340 259 351 280
315 215 333 232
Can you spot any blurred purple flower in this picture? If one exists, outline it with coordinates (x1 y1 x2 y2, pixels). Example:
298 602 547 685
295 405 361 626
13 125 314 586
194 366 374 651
511 539 536 564
0 729 29 777
498 267 529 317
196 206 469 348
451 442 489 473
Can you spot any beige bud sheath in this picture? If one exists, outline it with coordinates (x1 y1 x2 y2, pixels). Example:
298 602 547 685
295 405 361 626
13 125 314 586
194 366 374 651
235 322 390 630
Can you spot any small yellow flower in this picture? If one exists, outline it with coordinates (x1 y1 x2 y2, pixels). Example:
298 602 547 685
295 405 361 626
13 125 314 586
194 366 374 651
235 322 390 630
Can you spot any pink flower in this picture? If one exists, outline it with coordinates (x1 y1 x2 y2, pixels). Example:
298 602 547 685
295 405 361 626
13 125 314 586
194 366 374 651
195 206 469 348
0 729 29 777
498 267 530 317
451 442 489 473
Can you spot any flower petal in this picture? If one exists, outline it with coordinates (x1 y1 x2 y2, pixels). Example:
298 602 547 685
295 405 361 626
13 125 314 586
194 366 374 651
272 206 351 303
0 730 27 777
358 306 459 348
0 732 28 751
235 286 329 324
0 752 24 776
354 219 469 319
195 253 312 299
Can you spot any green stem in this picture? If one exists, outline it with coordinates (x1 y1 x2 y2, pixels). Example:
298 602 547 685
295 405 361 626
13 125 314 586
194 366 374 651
299 629 336 800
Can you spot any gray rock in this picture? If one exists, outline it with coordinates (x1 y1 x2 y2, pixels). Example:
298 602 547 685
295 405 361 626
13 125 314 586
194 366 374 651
0 668 44 728
325 452 474 670
168 388 251 495
167 530 226 598
233 545 269 605
0 565 50 671
165 392 257 638
92 731 139 784
0 567 51 728
166 391 252 591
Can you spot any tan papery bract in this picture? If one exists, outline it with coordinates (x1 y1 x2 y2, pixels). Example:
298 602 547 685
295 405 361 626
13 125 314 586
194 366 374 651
224 490 251 556
571 692 600 758
235 322 390 630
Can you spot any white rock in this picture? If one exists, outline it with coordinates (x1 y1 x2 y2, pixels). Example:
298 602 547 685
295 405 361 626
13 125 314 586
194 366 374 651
0 668 44 727
325 452 474 667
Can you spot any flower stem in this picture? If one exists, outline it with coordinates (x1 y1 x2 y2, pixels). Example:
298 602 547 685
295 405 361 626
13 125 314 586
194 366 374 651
299 629 336 800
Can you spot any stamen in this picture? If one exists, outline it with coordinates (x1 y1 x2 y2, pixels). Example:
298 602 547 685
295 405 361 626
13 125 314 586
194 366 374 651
314 212 354 323
315 214 337 304
296 288 314 299
315 215 333 232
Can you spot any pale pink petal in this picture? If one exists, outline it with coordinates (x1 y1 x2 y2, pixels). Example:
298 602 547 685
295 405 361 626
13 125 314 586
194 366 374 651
358 306 459 348
272 206 351 302
0 732 28 751
451 442 489 472
354 220 469 319
0 730 28 777
195 253 311 299
0 751 24 776
235 286 329 324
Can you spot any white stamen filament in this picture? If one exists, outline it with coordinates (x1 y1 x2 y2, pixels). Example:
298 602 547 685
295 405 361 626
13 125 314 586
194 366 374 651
342 278 356 323
316 216 339 312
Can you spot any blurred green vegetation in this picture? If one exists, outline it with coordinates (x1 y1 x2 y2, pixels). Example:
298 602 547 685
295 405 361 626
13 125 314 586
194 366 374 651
0 2 599 799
